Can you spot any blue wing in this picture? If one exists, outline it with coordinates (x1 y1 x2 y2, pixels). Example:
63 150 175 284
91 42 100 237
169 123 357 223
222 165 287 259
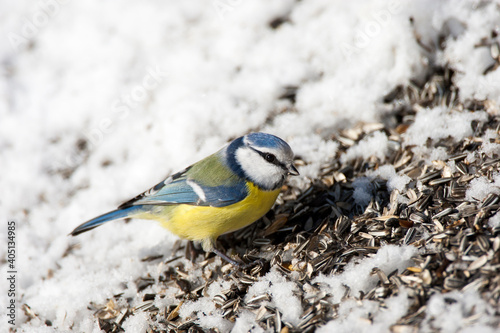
119 166 248 208
71 152 248 236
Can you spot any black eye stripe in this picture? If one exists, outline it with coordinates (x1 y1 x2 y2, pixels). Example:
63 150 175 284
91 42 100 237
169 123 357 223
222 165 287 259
251 147 287 170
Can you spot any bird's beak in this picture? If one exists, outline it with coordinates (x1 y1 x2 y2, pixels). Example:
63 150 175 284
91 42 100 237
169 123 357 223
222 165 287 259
288 164 299 176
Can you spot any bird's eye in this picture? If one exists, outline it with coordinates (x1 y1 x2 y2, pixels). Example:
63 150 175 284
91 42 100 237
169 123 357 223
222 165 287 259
264 153 276 163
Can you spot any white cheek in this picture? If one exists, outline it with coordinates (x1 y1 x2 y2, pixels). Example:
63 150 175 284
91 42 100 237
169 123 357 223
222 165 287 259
236 148 283 189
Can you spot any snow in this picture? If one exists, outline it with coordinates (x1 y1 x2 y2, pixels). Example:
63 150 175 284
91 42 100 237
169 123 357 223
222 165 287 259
466 172 500 202
121 312 150 333
342 131 389 163
480 129 500 158
313 245 415 333
489 211 500 229
313 245 416 303
422 290 499 333
178 278 233 332
231 311 265 333
317 292 411 333
404 107 489 162
1 0 499 332
245 268 302 325
353 177 377 206
370 165 412 193
352 166 411 206
404 107 488 148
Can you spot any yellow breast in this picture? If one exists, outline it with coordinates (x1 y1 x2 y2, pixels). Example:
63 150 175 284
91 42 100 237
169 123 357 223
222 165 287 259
139 182 280 248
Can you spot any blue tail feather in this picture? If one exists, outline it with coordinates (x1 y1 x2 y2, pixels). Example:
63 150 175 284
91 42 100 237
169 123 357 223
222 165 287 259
70 205 143 236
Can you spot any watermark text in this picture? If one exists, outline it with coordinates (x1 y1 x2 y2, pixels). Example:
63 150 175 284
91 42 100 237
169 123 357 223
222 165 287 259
6 220 17 326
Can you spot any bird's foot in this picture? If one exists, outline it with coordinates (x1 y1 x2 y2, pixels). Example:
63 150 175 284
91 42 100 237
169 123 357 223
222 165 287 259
212 248 265 271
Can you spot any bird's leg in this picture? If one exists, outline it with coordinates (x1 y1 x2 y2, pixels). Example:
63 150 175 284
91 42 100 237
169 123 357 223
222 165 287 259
185 240 201 263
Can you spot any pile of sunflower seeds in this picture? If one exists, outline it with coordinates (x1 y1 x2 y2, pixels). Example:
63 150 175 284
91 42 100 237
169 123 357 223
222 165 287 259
89 31 500 330
91 63 500 332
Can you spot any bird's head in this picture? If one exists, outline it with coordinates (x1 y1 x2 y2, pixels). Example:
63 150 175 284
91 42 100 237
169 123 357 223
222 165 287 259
226 132 299 190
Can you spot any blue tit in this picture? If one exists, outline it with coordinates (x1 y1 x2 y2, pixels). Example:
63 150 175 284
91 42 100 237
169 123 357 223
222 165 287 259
70 132 299 265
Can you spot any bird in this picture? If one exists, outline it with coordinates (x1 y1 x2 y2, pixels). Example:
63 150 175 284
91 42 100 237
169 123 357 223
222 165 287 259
70 132 299 266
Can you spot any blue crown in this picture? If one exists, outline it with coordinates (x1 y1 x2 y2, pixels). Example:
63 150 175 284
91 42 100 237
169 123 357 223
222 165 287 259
245 132 290 151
